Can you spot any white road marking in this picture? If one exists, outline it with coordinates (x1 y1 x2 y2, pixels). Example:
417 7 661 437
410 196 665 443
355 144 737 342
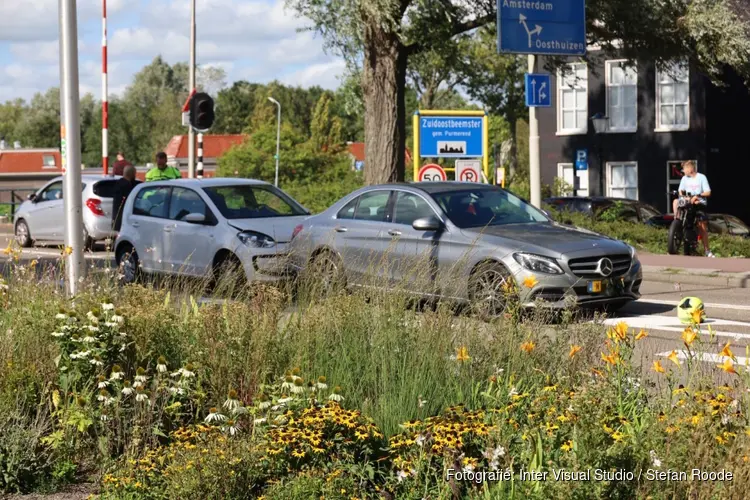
598 315 750 341
637 299 750 312
656 350 750 366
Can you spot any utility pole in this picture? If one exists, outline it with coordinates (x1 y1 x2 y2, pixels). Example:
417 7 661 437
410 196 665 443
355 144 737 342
60 0 85 295
102 0 109 175
268 97 281 187
58 0 66 175
528 54 541 208
187 0 196 178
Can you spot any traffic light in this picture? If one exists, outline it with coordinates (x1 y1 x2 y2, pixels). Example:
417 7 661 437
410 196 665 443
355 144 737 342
189 92 215 131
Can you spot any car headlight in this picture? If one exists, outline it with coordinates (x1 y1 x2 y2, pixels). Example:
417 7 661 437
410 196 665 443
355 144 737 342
513 252 563 275
628 244 639 262
237 231 275 248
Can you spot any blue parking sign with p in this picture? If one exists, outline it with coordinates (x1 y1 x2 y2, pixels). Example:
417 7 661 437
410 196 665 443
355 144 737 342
575 149 588 171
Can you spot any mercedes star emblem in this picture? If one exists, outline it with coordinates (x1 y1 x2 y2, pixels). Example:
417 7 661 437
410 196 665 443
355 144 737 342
596 258 614 277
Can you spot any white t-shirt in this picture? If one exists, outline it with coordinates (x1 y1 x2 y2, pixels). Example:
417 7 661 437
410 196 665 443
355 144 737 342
678 173 711 205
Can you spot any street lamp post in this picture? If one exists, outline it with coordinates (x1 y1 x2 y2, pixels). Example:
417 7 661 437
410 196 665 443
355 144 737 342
591 113 609 196
268 97 281 187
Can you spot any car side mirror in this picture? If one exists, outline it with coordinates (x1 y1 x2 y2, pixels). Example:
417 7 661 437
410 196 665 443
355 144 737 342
412 216 443 231
184 213 206 224
27 193 36 202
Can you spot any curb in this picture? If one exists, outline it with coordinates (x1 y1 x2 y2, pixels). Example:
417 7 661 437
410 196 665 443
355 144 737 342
642 266 750 288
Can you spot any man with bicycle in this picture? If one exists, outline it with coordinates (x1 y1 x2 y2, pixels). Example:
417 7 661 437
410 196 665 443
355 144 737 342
672 160 714 258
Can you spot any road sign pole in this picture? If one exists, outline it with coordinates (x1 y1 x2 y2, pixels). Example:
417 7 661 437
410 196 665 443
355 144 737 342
187 0 196 179
58 0 66 175
413 112 420 181
60 0 85 295
528 55 542 208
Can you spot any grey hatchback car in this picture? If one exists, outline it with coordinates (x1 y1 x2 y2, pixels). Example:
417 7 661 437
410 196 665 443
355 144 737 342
289 182 642 316
13 174 119 250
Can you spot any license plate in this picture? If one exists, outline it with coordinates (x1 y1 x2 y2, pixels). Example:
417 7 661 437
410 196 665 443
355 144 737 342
588 281 603 293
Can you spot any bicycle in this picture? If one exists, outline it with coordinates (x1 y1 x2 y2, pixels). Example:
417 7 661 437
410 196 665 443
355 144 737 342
667 190 702 255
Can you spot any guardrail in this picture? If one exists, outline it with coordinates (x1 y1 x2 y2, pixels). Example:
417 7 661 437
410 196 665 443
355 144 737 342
0 188 36 218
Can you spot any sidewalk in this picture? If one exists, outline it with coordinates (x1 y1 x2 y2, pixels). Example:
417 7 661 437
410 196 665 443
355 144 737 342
639 252 750 288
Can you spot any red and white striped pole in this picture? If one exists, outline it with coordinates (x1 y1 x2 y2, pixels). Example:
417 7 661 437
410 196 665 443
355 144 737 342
102 0 109 176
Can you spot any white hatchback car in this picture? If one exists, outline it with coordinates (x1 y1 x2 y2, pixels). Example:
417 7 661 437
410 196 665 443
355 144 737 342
114 178 311 284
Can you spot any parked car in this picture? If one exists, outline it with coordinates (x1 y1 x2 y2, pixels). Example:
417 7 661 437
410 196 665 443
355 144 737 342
114 178 311 285
543 196 663 224
290 182 642 317
13 174 121 250
649 212 750 238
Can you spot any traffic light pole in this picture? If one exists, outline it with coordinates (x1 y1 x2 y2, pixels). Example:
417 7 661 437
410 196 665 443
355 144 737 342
187 0 196 178
60 0 85 295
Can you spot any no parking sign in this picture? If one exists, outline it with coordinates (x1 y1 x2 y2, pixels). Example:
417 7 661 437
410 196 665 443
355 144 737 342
455 159 482 183
417 163 447 182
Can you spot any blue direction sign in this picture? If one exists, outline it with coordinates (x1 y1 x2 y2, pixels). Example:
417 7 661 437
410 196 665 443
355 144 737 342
497 0 587 55
524 73 551 107
418 116 484 158
575 149 588 170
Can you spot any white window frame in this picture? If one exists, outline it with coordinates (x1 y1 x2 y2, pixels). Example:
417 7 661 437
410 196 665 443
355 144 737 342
606 161 639 200
556 63 588 136
605 60 638 133
557 163 575 196
655 61 690 132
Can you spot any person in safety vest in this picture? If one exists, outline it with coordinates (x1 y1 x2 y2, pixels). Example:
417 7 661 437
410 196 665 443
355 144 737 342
145 152 181 182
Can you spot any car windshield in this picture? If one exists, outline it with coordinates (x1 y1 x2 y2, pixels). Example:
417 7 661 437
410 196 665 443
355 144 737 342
202 184 306 219
431 188 550 229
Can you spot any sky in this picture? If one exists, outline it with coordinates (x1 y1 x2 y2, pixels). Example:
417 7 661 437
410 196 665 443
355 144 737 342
0 0 348 102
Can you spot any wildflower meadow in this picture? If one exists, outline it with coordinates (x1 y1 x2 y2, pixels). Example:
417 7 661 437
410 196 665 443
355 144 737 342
1 245 750 499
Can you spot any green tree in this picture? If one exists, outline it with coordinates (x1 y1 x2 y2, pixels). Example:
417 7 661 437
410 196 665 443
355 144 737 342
212 81 260 134
331 72 365 142
462 26 526 180
13 88 60 149
0 99 25 144
287 0 750 186
310 93 343 151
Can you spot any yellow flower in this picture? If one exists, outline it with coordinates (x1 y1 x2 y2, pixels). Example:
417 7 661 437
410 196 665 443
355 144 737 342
691 308 705 324
601 352 620 365
569 345 582 358
667 351 681 366
652 360 665 373
720 342 734 359
520 341 535 353
29 259 38 268
291 449 305 458
1 242 12 255
717 358 737 375
63 246 73 256
608 322 629 342
681 327 697 347
523 276 538 288
611 431 625 442
691 414 702 426
455 346 470 362
635 329 648 341
716 434 729 445
560 440 573 452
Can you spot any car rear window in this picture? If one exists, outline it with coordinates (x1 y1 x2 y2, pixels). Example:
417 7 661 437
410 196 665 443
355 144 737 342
93 180 117 198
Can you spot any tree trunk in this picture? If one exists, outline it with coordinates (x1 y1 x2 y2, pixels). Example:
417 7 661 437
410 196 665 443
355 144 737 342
362 22 407 184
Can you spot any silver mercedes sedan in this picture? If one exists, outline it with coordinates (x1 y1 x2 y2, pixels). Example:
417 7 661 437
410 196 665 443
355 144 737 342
288 182 642 317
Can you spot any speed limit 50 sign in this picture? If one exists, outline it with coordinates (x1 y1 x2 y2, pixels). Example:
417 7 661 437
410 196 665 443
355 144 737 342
417 163 447 182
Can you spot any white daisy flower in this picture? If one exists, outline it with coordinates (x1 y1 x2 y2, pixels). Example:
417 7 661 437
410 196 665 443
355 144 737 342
156 357 168 373
104 322 118 328
316 377 328 390
136 392 149 403
281 376 294 391
329 387 344 402
134 367 148 383
102 303 115 311
82 336 97 343
650 450 662 468
223 390 241 412
205 408 227 424
109 366 124 380
169 387 186 396
121 382 134 396
87 325 99 333
51 331 66 338
397 470 409 482
253 417 267 425
277 397 293 404
55 313 68 320
221 419 239 436
90 356 104 367
415 434 427 447
259 401 272 410
111 315 124 324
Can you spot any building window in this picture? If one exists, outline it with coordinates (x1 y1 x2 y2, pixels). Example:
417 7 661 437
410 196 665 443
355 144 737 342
656 61 689 131
556 63 588 135
607 162 638 200
42 155 56 168
605 60 637 132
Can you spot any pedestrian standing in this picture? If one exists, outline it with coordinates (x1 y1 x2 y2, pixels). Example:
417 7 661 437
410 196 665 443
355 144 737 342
145 152 182 182
112 165 140 232
112 151 133 176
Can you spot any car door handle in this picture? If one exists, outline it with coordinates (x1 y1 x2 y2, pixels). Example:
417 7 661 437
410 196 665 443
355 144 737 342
163 224 176 233
335 227 348 233
131 221 140 228
388 229 402 237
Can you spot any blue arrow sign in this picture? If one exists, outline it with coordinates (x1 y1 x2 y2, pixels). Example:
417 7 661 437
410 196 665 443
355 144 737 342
418 115 484 158
524 73 551 107
497 0 587 55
